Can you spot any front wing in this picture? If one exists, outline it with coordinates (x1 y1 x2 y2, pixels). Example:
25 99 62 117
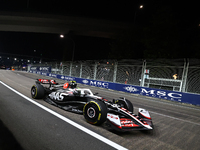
106 108 153 131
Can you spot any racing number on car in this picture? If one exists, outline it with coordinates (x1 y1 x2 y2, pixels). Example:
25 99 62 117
49 92 68 101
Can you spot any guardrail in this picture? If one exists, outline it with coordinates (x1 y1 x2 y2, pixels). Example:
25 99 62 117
29 70 200 106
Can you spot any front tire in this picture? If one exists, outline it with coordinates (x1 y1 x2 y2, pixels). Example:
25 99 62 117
83 100 107 125
114 99 134 112
31 84 45 99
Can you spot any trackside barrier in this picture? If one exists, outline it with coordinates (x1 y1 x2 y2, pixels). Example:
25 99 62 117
29 71 200 106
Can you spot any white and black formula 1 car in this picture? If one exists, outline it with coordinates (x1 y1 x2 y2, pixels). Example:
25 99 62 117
31 79 153 132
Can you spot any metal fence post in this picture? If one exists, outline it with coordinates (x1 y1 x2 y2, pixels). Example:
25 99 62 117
182 59 189 92
113 61 118 83
140 60 146 87
93 62 97 80
69 62 72 76
180 59 186 92
55 62 57 74
80 63 82 78
61 65 63 75
60 62 63 75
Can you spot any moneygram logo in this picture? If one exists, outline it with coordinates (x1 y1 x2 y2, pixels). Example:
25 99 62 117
82 80 89 84
124 86 139 93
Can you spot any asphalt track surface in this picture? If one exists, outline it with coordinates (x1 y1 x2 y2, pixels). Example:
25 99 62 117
0 70 200 150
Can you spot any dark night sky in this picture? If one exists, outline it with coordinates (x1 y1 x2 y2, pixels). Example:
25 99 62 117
0 0 148 22
0 0 200 66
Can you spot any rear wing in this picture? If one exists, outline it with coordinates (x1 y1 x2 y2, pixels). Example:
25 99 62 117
36 79 58 85
35 79 77 89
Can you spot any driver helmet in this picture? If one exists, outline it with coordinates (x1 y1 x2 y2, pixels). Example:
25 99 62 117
69 81 77 89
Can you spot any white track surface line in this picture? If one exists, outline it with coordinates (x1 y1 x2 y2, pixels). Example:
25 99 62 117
0 81 128 150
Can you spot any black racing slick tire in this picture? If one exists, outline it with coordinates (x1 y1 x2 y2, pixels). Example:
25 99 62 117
83 100 107 125
114 99 134 112
31 84 45 99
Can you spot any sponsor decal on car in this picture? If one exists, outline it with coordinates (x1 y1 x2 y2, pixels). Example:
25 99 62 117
72 108 83 113
49 92 68 101
120 118 139 127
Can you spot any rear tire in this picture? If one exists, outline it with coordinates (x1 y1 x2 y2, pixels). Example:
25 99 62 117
31 84 45 99
83 100 107 125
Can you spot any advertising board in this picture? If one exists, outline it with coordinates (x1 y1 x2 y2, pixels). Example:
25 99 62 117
30 66 51 73
29 70 200 106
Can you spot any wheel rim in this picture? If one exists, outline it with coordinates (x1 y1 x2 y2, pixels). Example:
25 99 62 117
31 88 36 96
87 107 96 118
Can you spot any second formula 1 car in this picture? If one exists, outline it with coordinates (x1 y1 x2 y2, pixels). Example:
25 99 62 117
31 79 153 132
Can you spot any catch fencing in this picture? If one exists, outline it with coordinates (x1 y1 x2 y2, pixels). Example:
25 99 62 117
27 59 200 95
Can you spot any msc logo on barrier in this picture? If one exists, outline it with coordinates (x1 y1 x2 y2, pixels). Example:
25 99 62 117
90 81 109 88
30 66 51 72
65 76 75 81
39 67 50 71
123 86 182 101
140 88 182 100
